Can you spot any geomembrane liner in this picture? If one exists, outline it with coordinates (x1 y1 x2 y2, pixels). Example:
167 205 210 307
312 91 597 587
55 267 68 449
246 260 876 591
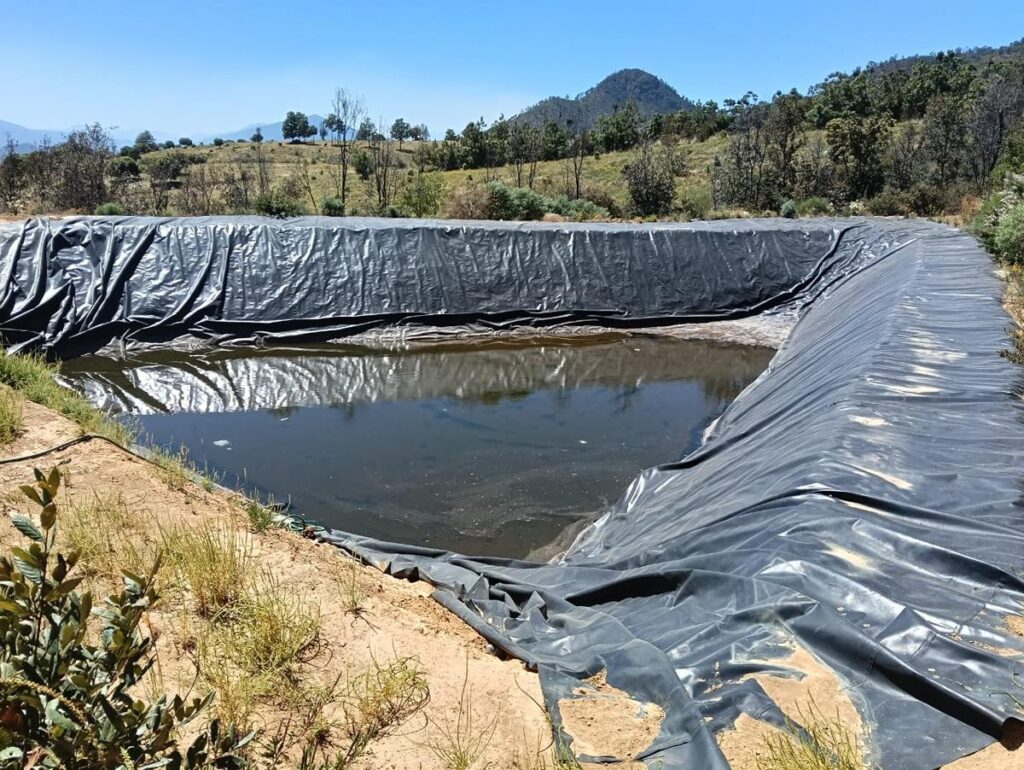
1 215 1022 768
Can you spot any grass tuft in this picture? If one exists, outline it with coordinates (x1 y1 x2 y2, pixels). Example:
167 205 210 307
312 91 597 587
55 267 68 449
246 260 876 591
162 525 253 618
0 385 24 444
343 656 430 763
756 700 869 770
427 659 500 770
62 491 154 583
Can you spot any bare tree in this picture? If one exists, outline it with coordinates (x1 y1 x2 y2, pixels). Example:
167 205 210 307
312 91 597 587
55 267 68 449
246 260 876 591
327 87 365 213
563 123 592 200
296 155 320 215
0 136 24 213
365 120 403 214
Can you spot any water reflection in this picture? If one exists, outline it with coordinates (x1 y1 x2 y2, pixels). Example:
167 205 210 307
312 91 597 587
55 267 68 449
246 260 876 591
63 337 774 557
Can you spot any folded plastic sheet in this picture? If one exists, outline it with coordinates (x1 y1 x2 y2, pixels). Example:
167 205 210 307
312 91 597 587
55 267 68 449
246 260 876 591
0 215 892 358
2 216 1023 769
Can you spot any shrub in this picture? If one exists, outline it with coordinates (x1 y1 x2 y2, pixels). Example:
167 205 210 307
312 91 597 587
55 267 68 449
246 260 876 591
796 196 831 217
679 185 713 220
622 143 676 217
443 182 491 219
486 181 546 221
253 192 306 218
0 468 251 768
994 201 1024 264
179 137 193 147
322 196 345 216
780 199 798 218
94 201 124 215
213 137 225 147
401 173 445 218
548 195 609 221
865 189 909 216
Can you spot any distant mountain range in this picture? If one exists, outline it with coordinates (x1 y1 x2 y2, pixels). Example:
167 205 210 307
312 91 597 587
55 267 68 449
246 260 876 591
513 69 693 129
193 115 327 143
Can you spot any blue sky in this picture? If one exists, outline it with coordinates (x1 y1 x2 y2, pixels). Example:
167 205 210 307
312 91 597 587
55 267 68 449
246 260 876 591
3 0 1023 137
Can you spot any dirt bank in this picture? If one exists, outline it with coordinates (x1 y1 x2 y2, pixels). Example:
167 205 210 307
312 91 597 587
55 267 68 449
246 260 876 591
0 397 551 768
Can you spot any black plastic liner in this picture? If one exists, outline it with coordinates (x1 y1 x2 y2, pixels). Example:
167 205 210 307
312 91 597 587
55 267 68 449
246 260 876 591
2 216 1023 769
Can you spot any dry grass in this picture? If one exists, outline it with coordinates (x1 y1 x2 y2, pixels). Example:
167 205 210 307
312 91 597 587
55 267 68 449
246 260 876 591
0 385 23 444
342 656 431 764
427 659 500 770
756 700 869 770
62 490 154 583
162 524 254 617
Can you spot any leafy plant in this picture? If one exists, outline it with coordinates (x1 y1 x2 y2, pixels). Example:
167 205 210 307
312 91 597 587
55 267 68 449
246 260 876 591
0 467 253 768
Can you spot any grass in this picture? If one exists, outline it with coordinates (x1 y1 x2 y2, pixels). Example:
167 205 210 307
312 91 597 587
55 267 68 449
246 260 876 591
0 351 132 443
62 490 154 583
148 134 731 219
230 571 321 678
427 659 500 770
756 700 869 770
342 656 430 764
0 384 23 444
162 524 254 617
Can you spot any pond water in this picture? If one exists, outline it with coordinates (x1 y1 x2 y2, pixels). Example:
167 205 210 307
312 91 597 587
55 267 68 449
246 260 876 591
63 337 774 558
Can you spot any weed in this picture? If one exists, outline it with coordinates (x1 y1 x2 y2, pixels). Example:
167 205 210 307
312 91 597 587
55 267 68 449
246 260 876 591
230 570 321 678
337 561 367 618
162 525 253 617
240 495 279 532
0 384 23 444
62 490 154 584
756 700 869 770
342 656 431 765
150 443 196 491
427 659 499 770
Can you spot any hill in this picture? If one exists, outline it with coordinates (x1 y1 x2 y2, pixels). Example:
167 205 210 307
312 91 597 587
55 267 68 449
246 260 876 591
862 36 1024 76
514 69 692 129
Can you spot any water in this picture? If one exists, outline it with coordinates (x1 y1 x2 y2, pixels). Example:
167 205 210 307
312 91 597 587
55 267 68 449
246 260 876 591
63 337 773 557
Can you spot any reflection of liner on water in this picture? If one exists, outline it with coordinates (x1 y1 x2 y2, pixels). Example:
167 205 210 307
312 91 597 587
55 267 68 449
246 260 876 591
61 336 777 416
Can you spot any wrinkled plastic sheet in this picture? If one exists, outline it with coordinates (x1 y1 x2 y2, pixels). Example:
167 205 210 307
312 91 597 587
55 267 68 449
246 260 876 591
2 216 1023 769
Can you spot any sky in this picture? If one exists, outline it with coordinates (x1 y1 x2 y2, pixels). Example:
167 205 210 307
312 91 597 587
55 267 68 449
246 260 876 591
3 0 1024 138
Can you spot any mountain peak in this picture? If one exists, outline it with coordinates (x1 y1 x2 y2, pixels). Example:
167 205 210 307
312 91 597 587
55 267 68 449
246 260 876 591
515 69 692 129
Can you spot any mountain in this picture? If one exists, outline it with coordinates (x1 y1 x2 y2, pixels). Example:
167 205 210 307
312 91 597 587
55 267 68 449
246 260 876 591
514 69 693 129
196 115 328 143
0 119 62 153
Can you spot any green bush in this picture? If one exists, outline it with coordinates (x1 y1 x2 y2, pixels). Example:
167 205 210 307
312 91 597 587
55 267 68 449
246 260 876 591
622 143 675 217
865 189 910 216
549 195 609 221
679 186 713 220
994 201 1024 264
780 199 798 218
321 196 345 216
213 137 225 147
483 181 609 222
796 196 831 217
94 202 124 216
253 193 306 218
0 468 252 768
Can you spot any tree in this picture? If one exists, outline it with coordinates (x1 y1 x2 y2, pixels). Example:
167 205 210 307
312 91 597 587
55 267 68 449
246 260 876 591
326 87 366 214
356 118 375 141
826 114 890 200
623 141 676 216
563 122 593 200
282 111 314 142
400 172 444 217
251 127 264 143
390 118 411 149
134 130 158 153
594 101 642 152
178 137 193 147
922 94 969 187
366 121 403 214
161 140 176 149
213 137 225 147
0 135 24 213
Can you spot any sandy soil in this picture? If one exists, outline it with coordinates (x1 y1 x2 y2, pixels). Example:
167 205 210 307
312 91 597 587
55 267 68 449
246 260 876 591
0 399 552 768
